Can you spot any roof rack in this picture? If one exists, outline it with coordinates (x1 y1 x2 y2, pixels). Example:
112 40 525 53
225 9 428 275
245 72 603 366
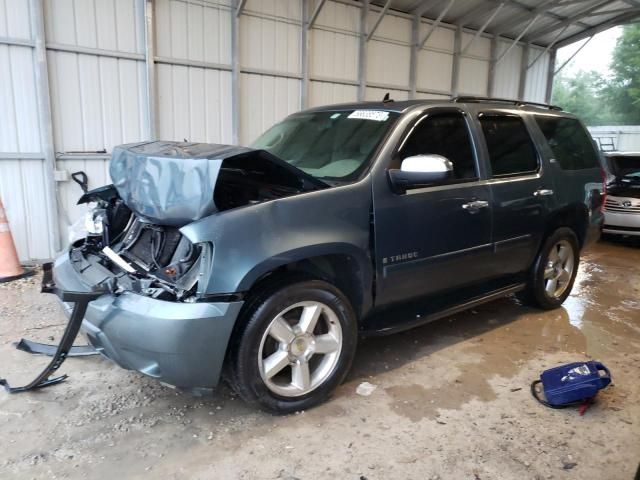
451 96 562 111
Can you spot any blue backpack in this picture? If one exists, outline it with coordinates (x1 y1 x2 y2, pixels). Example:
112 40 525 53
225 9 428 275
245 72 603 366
531 361 611 408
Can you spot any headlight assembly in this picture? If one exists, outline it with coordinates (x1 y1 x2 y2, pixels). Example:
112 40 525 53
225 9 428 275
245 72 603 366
84 208 107 236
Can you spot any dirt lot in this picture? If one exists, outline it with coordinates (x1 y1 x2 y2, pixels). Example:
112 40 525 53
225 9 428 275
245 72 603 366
1 238 639 480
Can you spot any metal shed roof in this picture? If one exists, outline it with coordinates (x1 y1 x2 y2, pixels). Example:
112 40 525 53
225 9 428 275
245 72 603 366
370 0 640 48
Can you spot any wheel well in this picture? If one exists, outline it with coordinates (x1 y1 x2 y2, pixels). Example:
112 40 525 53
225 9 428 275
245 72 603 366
244 254 367 319
545 204 589 248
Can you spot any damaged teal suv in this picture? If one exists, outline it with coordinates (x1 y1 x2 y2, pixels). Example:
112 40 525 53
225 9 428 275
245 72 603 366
8 98 604 412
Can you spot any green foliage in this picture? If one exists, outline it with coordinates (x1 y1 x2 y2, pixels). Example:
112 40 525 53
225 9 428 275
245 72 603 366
605 23 640 124
552 24 640 126
552 71 613 125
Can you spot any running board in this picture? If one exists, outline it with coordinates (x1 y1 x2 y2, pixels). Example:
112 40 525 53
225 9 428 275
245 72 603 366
362 282 526 337
0 263 107 393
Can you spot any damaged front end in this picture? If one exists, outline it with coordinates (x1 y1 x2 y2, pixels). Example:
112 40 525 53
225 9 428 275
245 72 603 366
75 184 207 303
2 141 324 393
74 140 325 301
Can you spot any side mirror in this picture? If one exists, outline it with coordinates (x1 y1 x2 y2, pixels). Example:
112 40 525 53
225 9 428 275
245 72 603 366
388 154 453 191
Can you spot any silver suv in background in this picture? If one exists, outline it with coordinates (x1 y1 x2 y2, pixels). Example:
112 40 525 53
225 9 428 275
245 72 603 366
603 152 640 237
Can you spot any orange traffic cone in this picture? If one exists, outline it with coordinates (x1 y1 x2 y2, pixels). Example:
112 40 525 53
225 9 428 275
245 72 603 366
0 197 34 283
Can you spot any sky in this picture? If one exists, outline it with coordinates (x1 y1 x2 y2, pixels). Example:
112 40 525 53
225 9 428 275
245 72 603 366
555 26 622 77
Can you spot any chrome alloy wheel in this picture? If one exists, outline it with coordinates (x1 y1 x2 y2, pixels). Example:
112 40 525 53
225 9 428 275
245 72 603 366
543 239 575 299
258 301 343 397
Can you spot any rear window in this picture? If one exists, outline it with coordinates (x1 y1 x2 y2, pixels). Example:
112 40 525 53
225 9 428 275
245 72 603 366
534 116 600 170
479 114 539 177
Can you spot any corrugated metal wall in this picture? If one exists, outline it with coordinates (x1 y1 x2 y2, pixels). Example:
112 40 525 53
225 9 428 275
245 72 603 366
44 0 149 239
589 126 640 152
0 0 553 261
156 0 233 144
0 1 54 261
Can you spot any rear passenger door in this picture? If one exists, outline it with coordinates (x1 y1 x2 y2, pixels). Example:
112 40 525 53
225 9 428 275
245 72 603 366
476 112 554 276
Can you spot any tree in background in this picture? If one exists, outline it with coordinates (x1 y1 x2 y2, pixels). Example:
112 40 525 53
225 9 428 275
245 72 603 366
552 71 613 125
552 23 640 126
605 23 640 124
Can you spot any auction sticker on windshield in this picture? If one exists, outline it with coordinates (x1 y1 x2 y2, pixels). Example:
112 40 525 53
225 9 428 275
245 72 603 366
348 110 390 122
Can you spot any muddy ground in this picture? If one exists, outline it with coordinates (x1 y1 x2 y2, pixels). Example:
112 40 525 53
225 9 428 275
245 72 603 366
1 238 639 480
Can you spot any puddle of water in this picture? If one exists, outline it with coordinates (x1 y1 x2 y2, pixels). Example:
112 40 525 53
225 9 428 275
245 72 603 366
383 242 640 421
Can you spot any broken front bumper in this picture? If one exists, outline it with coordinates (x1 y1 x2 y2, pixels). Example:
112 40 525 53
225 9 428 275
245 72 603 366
53 252 244 390
0 263 107 392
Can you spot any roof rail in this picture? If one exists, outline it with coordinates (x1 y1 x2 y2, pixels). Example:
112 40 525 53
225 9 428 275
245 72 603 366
451 96 562 111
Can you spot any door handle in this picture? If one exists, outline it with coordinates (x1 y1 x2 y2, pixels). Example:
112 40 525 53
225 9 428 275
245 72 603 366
534 189 554 196
462 200 489 211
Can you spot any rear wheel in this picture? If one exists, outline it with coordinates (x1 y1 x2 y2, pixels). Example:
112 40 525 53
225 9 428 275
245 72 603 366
519 227 579 310
228 279 357 413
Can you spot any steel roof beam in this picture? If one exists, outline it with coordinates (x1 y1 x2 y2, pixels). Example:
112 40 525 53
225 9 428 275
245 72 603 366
418 0 455 50
526 0 612 41
308 0 328 29
550 0 591 7
409 0 439 16
527 24 569 70
367 0 393 41
490 0 559 34
453 2 495 27
486 0 593 33
554 35 594 75
235 0 247 17
584 7 640 17
495 13 540 64
554 10 640 48
460 2 504 56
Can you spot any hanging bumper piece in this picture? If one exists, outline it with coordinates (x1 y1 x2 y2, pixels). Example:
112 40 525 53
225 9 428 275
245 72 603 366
14 338 98 357
0 263 107 393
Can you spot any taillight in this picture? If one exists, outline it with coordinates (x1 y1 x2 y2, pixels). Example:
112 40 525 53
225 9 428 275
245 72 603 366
600 168 607 213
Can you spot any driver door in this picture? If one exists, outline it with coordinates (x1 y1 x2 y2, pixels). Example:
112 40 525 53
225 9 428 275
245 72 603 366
372 109 493 306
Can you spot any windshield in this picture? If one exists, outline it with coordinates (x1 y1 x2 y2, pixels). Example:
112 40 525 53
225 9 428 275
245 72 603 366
251 110 399 181
608 155 640 180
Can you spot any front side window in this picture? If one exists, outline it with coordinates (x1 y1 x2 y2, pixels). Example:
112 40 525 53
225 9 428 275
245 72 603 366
396 111 478 181
251 110 399 182
534 116 600 170
479 114 539 177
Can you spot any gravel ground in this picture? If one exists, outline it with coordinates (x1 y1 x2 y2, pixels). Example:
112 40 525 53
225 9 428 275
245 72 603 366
1 238 639 480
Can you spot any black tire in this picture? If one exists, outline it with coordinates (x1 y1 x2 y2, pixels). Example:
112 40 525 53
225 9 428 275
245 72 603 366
227 279 358 413
519 227 580 310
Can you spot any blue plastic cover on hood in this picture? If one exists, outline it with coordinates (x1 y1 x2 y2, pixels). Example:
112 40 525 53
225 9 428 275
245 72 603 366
110 141 252 226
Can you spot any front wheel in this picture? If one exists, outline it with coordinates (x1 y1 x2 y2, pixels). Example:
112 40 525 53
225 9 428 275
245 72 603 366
227 279 357 413
519 227 580 310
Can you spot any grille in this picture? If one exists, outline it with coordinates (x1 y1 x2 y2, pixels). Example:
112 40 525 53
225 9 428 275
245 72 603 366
604 197 640 214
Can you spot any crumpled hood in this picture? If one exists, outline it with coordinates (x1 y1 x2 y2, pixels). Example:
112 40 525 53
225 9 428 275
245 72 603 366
110 141 325 227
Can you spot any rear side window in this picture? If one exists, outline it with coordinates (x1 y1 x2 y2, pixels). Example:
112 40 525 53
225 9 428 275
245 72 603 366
534 116 599 170
479 114 539 177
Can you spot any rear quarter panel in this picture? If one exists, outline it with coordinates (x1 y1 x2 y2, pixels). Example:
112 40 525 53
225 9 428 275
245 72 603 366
526 113 604 247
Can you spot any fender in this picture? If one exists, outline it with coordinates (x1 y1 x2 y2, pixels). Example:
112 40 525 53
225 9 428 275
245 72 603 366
180 177 374 298
236 242 372 292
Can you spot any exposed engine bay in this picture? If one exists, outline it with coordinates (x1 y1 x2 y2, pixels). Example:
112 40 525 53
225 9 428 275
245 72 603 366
71 142 327 302
72 185 203 302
